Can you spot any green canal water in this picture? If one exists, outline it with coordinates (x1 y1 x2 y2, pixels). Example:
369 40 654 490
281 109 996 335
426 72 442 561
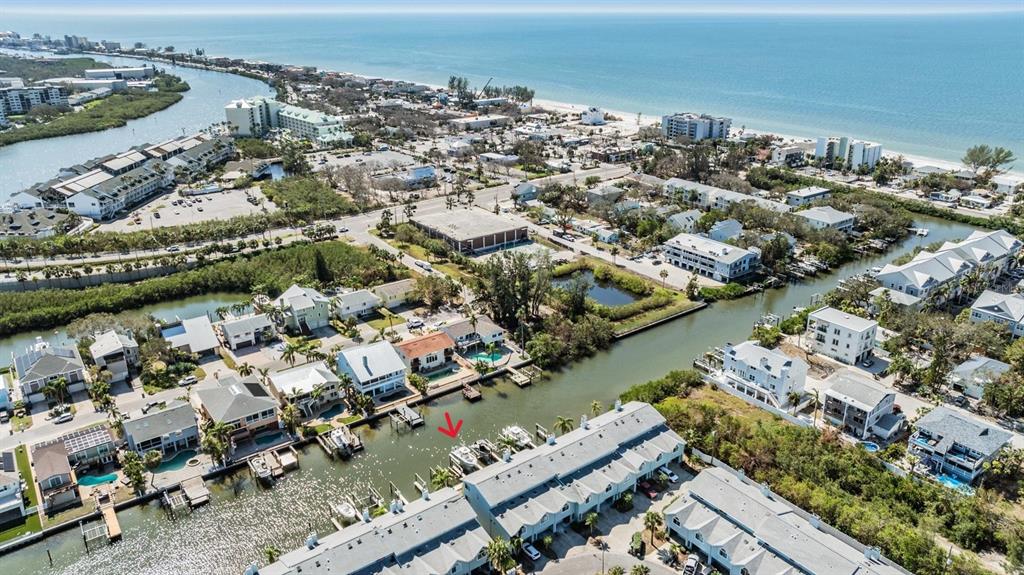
1 216 979 575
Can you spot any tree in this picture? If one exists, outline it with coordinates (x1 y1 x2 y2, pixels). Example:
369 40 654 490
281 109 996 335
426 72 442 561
430 466 454 489
750 324 783 348
584 510 600 535
474 250 552 331
282 340 305 367
608 567 626 575
409 373 429 396
202 420 234 466
281 142 311 175
643 511 663 546
963 144 1016 173
237 362 254 377
143 449 163 470
43 376 70 406
554 415 575 435
263 546 282 564
631 565 652 575
377 208 394 237
590 400 604 418
120 450 147 494
485 537 515 573
281 403 301 434
313 249 333 285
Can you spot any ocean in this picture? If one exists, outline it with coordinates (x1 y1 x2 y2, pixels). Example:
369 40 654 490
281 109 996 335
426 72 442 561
2 11 1022 163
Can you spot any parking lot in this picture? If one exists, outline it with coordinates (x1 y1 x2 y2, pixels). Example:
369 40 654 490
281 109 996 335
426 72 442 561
101 187 278 232
312 149 418 175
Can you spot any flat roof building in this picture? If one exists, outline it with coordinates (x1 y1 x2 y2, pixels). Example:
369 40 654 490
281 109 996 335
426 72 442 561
410 210 528 255
663 233 761 282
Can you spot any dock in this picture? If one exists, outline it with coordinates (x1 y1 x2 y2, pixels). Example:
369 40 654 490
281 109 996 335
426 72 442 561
269 445 300 476
92 489 121 543
391 404 424 428
462 383 482 401
181 476 211 507
319 426 364 459
508 367 532 387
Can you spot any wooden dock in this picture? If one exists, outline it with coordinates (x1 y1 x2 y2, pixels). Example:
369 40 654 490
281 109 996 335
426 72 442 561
462 383 482 401
391 405 424 428
181 476 211 507
94 490 121 542
508 367 532 387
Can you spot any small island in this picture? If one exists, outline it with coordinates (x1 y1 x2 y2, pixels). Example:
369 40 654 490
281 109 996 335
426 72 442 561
0 54 190 147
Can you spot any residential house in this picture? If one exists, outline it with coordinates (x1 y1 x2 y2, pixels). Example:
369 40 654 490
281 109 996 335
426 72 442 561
123 400 200 456
666 209 701 233
462 401 685 542
56 426 116 467
910 406 1012 484
797 205 856 233
665 467 910 575
88 330 139 383
970 290 1024 338
0 452 26 526
823 371 902 440
718 341 807 408
267 361 341 418
440 316 506 351
806 307 877 365
336 341 407 397
707 218 742 242
12 338 86 405
512 182 540 203
220 314 275 351
333 289 382 320
31 442 79 512
273 285 332 333
260 487 491 575
162 315 220 356
194 374 280 443
395 332 456 374
662 233 761 282
586 185 624 206
949 356 1011 400
371 279 418 310
785 186 831 206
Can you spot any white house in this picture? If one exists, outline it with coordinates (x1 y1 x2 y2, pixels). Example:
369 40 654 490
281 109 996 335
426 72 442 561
970 290 1024 338
949 356 1011 400
88 330 139 383
823 371 902 440
268 362 341 418
371 279 418 309
579 106 606 126
718 341 807 408
273 285 332 333
666 209 701 233
0 463 26 526
163 316 220 356
662 233 761 282
336 341 407 397
806 307 877 365
707 218 743 242
122 400 200 456
797 205 855 233
332 289 382 320
786 186 831 206
12 339 86 405
219 314 276 351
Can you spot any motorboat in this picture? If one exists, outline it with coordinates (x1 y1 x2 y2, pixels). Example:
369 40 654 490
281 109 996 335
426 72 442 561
450 445 480 472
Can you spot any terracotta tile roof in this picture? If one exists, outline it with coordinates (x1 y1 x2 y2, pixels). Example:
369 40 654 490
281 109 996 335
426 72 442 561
395 332 455 360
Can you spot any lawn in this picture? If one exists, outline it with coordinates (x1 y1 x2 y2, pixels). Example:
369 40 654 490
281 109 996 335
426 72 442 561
0 446 43 543
10 414 32 432
366 309 406 331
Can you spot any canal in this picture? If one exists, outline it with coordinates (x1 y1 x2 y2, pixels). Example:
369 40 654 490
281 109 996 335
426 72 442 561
1 214 979 575
0 51 274 201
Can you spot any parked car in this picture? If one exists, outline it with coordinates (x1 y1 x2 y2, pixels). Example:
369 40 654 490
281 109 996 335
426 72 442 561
861 358 875 368
407 317 424 329
521 541 541 561
54 412 74 424
414 260 433 271
337 226 349 233
178 375 198 387
658 465 679 482
638 480 658 499
683 554 700 575
952 395 970 408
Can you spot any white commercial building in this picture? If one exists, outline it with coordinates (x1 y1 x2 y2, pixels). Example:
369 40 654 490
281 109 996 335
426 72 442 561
336 341 407 397
84 66 155 80
719 341 807 408
448 114 511 131
806 307 877 365
970 290 1024 339
663 233 761 282
660 112 731 141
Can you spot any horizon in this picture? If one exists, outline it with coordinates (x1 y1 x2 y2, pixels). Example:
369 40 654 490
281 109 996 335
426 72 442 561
4 0 1023 16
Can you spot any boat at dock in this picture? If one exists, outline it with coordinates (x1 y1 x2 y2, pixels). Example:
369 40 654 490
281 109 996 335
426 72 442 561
471 439 498 464
332 500 357 522
450 445 480 472
327 426 364 457
249 454 273 484
501 425 534 450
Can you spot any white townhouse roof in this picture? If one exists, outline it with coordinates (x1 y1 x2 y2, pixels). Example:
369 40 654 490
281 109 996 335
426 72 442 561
824 371 893 412
337 341 406 384
809 307 877 333
797 205 855 226
664 233 759 265
220 314 274 341
88 329 137 359
971 290 1024 323
268 361 340 398
275 284 330 312
877 230 1021 291
787 185 831 199
334 289 382 311
726 341 804 373
123 400 198 445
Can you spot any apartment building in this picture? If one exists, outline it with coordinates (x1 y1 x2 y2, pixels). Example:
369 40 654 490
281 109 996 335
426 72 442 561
970 290 1024 338
225 97 350 146
815 136 883 170
65 159 173 220
663 233 761 282
718 341 807 408
0 85 68 116
664 178 791 213
797 205 856 233
786 185 832 206
910 406 1012 484
806 307 877 365
660 112 732 141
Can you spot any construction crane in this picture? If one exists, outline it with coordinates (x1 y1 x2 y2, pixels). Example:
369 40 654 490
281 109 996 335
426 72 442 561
474 77 494 100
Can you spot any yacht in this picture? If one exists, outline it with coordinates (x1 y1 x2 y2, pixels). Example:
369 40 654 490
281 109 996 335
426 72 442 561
501 425 534 449
450 445 480 472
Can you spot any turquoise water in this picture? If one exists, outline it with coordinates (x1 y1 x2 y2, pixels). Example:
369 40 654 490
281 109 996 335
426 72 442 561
469 351 504 363
154 449 197 473
318 403 346 419
3 12 1020 165
859 441 880 452
935 472 974 495
77 473 118 487
254 431 285 446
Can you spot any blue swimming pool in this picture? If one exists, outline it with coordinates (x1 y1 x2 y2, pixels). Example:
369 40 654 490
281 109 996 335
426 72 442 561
154 449 197 473
469 351 504 363
936 473 974 494
78 472 118 486
860 441 880 452
254 432 285 446
319 404 346 419
160 324 187 338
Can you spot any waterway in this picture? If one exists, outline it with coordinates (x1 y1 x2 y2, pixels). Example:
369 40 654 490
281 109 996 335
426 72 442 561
0 213 980 575
0 51 274 201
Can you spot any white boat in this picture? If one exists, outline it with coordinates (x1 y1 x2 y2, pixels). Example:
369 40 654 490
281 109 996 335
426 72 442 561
501 425 533 449
450 445 480 472
917 228 930 237
329 428 352 451
333 501 357 521
250 455 272 482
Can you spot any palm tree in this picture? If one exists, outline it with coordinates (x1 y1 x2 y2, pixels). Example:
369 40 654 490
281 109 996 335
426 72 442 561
281 404 300 434
643 511 663 546
608 567 626 575
554 415 575 435
610 245 619 264
256 367 270 383
238 362 254 377
584 511 599 535
485 537 514 573
263 546 282 564
631 565 651 575
282 340 304 367
659 269 669 288
430 467 454 489
485 341 499 367
43 376 70 406
590 400 604 418
786 391 802 413
202 420 235 466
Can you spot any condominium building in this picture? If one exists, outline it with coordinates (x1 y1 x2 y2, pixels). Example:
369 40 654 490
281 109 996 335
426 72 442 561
665 467 910 575
770 144 806 167
785 185 831 206
0 85 68 116
797 205 856 233
664 178 791 213
663 233 761 282
224 97 351 146
660 112 732 141
823 371 902 440
64 159 173 220
224 96 280 137
815 136 883 170
910 406 1012 484
806 307 877 365
970 290 1024 338
462 401 685 542
719 341 807 408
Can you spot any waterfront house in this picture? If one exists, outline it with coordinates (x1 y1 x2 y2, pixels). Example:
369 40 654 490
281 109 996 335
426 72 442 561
462 401 685 542
123 400 200 457
910 406 1011 484
371 278 418 310
267 361 341 418
395 332 456 374
163 315 220 357
666 209 701 233
949 356 1011 400
718 341 807 409
785 185 831 206
332 289 382 320
31 442 79 513
970 290 1024 339
441 316 506 351
336 341 407 398
88 329 139 383
707 218 743 242
12 338 86 405
194 375 280 442
662 233 761 282
796 205 856 233
56 425 116 468
806 307 877 365
823 371 902 440
220 314 275 351
259 487 491 575
0 453 26 526
665 467 910 575
273 285 332 333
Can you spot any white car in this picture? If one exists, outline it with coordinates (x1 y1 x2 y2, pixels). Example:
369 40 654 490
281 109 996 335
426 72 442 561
414 260 433 271
521 541 542 561
54 412 74 424
658 465 679 482
407 318 424 329
178 375 199 386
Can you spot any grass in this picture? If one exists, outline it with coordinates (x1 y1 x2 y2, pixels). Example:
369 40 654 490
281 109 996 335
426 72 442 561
10 414 32 432
15 446 38 507
0 513 41 544
661 385 775 423
612 291 702 335
387 239 473 281
218 350 238 371
339 414 361 425
193 367 207 380
312 423 332 435
366 309 406 331
0 446 43 543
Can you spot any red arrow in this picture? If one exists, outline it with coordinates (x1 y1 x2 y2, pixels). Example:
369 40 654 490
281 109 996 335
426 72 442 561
437 411 463 438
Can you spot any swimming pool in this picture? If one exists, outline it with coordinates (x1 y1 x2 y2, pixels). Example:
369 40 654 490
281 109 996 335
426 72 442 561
160 324 187 338
469 351 504 363
319 404 346 419
154 449 197 473
78 472 118 486
935 473 974 495
859 441 880 452
254 432 285 446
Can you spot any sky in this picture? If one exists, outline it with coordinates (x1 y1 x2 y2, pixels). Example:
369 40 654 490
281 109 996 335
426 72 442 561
3 0 1022 15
